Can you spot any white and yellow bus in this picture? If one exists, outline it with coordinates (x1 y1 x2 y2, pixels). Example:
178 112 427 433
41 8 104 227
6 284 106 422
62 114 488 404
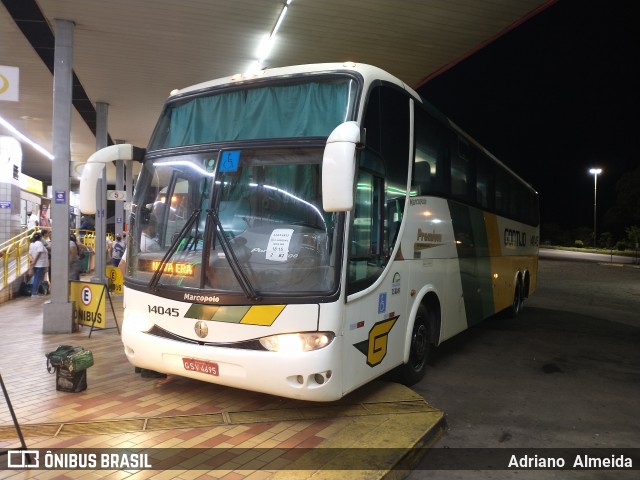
88 63 539 401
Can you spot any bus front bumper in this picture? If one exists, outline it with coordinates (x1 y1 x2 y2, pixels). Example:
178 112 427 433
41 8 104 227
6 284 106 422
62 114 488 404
121 319 344 402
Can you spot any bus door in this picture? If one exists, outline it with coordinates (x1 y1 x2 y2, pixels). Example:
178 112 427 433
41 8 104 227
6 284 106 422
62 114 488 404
341 84 411 393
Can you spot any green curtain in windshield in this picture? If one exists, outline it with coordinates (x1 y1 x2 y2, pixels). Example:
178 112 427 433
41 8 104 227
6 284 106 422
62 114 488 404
164 81 352 148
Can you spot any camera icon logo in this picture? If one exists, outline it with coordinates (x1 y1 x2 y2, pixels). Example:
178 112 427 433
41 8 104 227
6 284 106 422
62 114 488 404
7 450 39 468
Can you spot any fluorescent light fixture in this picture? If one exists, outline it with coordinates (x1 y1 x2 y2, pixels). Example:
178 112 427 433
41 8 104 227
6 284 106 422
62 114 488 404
256 34 275 63
272 5 288 37
246 1 293 74
0 115 54 160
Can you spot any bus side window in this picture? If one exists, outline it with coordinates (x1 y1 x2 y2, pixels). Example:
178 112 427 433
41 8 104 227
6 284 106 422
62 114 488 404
476 150 496 210
413 161 431 195
413 107 448 196
451 137 470 200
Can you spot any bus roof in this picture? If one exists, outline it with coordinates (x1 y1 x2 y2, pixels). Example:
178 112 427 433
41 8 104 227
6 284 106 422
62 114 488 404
168 62 536 196
170 62 421 101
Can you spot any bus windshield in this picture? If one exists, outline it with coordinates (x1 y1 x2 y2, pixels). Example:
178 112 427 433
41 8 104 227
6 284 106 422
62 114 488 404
148 77 359 150
128 147 341 298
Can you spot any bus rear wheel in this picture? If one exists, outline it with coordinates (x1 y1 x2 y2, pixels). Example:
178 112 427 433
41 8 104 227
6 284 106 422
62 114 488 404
508 279 524 318
396 305 432 386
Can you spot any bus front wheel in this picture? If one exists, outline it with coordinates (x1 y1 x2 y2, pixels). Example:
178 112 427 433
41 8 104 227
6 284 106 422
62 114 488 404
396 305 432 386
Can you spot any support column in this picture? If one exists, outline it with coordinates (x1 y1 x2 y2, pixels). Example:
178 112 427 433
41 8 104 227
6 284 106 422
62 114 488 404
115 141 125 236
125 159 133 232
91 102 108 285
115 161 124 235
43 19 74 333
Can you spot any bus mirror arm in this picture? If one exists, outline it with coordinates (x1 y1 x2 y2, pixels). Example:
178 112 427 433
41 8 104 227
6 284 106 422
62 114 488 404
322 121 360 212
79 143 146 214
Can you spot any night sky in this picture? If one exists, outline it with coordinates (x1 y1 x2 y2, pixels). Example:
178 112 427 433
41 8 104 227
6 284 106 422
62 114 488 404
417 0 639 237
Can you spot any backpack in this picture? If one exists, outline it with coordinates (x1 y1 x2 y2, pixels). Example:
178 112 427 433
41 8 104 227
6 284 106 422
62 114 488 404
77 243 86 260
20 280 32 296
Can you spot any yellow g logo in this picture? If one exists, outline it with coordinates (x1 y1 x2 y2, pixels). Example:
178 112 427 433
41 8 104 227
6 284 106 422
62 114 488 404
351 316 398 367
367 317 397 366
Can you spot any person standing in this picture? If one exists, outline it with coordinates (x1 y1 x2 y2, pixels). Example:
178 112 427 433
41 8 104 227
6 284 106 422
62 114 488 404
105 234 113 265
41 229 52 283
27 210 39 230
79 216 93 239
28 233 49 296
111 234 125 266
69 233 83 281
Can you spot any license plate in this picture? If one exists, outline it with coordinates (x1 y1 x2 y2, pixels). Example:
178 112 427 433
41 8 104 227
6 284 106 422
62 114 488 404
182 357 219 376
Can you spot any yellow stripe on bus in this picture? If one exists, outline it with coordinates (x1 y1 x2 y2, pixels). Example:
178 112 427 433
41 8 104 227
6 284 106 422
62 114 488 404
483 212 501 257
239 305 287 326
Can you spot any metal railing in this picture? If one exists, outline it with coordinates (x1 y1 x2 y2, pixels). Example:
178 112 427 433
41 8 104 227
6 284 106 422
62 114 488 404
0 229 33 290
0 229 97 291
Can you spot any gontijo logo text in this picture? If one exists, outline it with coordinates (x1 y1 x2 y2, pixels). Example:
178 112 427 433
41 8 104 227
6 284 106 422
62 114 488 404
503 228 539 248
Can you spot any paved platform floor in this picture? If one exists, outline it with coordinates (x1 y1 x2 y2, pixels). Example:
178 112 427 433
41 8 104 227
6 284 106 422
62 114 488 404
0 288 444 479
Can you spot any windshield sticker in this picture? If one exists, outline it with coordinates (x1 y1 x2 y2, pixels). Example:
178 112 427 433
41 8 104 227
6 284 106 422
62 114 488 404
266 228 294 262
219 151 240 172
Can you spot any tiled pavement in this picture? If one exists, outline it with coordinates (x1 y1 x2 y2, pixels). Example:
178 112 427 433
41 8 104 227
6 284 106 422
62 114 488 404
0 287 444 479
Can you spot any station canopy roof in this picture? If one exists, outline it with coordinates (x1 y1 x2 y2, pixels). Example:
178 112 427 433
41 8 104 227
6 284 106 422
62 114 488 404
0 0 551 185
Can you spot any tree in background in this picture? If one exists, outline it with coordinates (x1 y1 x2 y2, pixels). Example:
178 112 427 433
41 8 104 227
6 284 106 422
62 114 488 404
626 225 640 250
604 165 640 233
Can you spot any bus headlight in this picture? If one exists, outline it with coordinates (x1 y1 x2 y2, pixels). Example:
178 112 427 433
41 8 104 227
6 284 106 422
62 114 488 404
259 332 335 353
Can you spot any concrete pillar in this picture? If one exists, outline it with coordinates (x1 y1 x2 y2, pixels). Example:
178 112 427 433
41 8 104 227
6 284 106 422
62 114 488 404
115 141 125 236
43 19 74 333
115 161 124 236
91 102 108 284
125 159 133 232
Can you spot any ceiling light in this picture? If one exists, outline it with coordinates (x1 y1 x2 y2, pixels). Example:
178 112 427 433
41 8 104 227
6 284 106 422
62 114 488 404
0 115 54 160
245 1 293 75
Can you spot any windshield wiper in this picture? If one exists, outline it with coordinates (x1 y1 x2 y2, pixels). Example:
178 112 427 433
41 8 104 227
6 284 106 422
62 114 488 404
149 176 212 290
148 208 202 291
207 208 261 301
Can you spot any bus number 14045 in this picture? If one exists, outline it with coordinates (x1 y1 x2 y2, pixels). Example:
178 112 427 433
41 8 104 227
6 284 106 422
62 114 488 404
148 305 180 317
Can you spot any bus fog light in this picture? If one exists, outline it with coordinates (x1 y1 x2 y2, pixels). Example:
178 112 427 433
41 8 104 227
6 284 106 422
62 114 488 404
314 373 325 385
259 332 335 353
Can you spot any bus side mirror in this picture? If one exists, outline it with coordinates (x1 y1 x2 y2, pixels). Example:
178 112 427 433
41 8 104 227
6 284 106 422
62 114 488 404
79 143 145 214
322 121 360 212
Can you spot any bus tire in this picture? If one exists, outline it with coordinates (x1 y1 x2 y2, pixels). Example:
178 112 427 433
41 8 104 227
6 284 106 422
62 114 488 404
508 279 524 318
396 304 432 386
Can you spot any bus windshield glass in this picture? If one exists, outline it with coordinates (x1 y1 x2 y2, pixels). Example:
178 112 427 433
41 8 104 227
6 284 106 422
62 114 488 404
148 77 358 150
128 148 341 298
